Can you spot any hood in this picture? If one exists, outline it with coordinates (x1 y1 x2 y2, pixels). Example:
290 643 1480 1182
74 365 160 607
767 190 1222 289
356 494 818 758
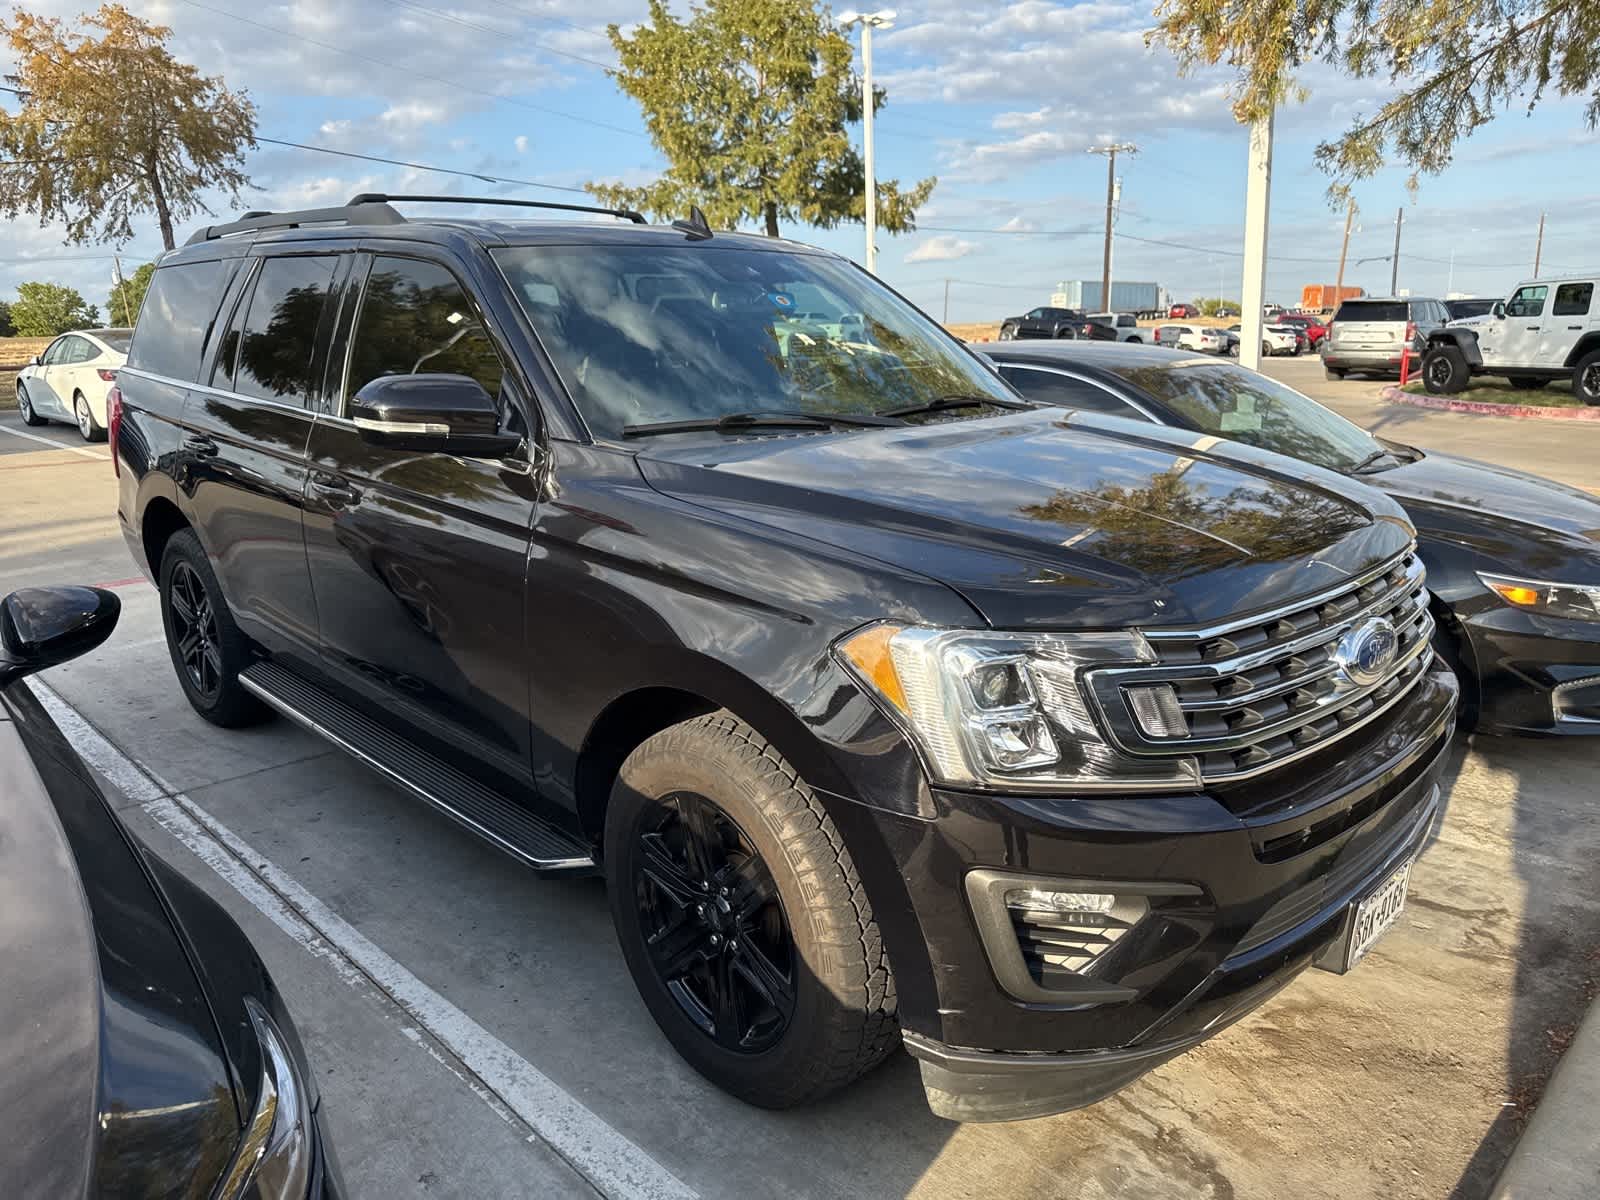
1376 450 1600 580
0 689 239 1199
636 409 1414 629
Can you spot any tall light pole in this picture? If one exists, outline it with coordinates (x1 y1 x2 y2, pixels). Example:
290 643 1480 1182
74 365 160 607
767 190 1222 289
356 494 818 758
1087 142 1136 310
1238 112 1273 370
839 10 895 274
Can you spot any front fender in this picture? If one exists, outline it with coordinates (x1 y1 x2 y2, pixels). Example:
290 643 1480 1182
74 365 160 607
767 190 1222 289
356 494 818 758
1429 329 1483 367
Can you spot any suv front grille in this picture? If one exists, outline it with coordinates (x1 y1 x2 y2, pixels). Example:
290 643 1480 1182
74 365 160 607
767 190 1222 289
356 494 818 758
1087 551 1434 782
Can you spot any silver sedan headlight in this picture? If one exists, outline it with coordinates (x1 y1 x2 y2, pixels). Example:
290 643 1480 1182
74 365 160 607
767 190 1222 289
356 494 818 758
836 623 1200 791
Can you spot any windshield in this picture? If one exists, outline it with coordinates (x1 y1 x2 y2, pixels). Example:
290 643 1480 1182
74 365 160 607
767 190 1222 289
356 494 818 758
1102 360 1389 472
492 243 1015 439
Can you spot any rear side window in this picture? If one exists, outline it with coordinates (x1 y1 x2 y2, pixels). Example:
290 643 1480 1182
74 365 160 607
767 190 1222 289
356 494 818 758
997 365 1148 418
344 257 504 409
1553 283 1594 316
223 255 337 407
1332 300 1408 322
129 261 231 381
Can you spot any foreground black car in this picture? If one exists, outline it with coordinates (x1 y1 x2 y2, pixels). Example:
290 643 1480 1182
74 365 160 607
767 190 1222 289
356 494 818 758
0 586 342 1198
984 341 1600 733
113 195 1455 1122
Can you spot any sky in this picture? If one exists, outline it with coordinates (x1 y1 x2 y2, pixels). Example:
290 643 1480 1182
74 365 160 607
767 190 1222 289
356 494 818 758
2 0 1597 325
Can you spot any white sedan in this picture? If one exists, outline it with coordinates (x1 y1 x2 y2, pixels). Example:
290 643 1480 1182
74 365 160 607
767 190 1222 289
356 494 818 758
15 328 131 441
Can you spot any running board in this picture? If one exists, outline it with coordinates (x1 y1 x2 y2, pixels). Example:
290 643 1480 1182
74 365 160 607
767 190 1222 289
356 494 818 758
238 661 595 873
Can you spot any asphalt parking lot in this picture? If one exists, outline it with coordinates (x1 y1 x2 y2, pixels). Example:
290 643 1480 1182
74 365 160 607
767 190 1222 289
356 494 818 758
2 372 1597 1200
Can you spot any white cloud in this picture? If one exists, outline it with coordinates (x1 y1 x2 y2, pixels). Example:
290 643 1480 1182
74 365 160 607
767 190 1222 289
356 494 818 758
905 235 979 263
998 215 1037 232
514 134 530 154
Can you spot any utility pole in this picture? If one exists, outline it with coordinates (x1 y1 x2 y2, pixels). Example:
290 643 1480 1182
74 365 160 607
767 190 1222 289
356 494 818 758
1333 200 1355 309
1389 207 1403 295
1088 142 1136 311
112 256 131 326
1238 113 1272 370
943 278 950 325
839 10 896 274
1534 212 1545 275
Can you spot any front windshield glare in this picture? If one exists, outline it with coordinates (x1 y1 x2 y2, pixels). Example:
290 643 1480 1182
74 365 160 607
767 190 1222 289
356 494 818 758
492 243 1016 439
1107 361 1386 472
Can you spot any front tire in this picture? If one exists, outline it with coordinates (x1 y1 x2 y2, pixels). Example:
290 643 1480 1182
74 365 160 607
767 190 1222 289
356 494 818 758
1325 366 1347 380
74 391 104 441
159 529 269 727
17 382 45 426
1573 350 1600 406
605 712 898 1109
1422 344 1470 394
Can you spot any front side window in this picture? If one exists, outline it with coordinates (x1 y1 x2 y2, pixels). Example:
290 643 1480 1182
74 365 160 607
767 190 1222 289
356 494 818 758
227 255 337 407
493 243 1016 440
1506 285 1548 318
42 337 72 365
1553 283 1594 317
1025 308 1045 319
129 260 232 381
345 257 504 409
1104 360 1386 472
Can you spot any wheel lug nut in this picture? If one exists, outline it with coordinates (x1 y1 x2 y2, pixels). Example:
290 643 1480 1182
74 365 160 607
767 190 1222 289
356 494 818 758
708 933 721 946
728 940 739 953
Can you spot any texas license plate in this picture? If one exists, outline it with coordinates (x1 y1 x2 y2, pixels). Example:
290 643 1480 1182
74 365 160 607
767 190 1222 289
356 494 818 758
1346 862 1412 970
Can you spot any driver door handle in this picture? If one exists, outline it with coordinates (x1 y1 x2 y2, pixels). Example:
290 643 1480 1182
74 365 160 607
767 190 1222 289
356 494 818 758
309 472 362 507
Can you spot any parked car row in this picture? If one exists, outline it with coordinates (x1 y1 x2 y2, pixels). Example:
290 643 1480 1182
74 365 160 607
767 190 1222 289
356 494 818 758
14 327 131 441
11 196 1592 1192
998 306 1125 341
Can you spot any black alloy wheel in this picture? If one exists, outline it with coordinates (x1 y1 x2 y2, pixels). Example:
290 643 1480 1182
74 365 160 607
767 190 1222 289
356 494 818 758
168 559 223 702
1576 351 1600 405
634 791 796 1054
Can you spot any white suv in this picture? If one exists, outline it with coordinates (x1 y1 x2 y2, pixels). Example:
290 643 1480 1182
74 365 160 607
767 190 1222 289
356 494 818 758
1421 275 1600 403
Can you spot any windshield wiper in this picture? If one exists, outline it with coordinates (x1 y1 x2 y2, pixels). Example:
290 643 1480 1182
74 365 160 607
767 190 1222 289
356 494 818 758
877 392 1035 420
622 410 904 438
1349 448 1399 474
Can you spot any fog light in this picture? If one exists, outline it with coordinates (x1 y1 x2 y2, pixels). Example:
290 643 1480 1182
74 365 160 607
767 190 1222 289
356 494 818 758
1125 683 1187 738
1004 888 1115 919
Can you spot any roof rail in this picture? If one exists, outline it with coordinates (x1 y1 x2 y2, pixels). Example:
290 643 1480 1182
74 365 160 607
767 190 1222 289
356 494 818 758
345 193 647 225
185 200 406 245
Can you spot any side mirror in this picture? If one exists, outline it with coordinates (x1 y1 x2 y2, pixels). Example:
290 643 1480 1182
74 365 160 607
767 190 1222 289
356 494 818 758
1492 301 1506 319
349 374 522 458
0 587 120 689
30 355 41 366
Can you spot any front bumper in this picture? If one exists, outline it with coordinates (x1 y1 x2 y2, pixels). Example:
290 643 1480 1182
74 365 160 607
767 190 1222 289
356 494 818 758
1458 603 1600 734
832 664 1458 1122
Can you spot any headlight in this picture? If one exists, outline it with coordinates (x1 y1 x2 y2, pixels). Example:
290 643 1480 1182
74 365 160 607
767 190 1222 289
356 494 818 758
836 624 1200 791
214 999 313 1200
1479 572 1600 622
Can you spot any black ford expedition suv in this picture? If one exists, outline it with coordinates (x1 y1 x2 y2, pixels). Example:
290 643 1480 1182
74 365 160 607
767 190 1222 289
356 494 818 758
113 195 1457 1123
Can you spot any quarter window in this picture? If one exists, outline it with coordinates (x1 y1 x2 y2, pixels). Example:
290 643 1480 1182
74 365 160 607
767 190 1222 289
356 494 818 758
223 255 337 407
1553 283 1594 317
344 257 504 410
1505 285 1548 318
128 260 232 381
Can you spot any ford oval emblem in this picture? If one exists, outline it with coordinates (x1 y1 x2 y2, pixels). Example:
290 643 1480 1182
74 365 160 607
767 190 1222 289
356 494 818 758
1333 617 1399 688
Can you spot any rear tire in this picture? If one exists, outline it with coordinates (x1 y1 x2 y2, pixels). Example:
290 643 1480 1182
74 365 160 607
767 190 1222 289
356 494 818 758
74 391 104 441
1573 350 1600 406
605 712 898 1109
1421 345 1470 394
158 529 269 728
17 382 45 426
997 326 1014 341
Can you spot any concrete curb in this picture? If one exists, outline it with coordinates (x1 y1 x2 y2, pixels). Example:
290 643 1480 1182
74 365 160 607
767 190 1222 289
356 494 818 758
1379 385 1600 420
1490 993 1600 1199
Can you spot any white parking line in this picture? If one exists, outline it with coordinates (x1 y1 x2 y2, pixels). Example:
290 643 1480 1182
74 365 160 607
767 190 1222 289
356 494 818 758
26 678 698 1200
0 422 109 459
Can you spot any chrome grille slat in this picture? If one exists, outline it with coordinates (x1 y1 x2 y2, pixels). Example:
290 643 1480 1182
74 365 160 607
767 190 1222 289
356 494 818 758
1087 550 1435 782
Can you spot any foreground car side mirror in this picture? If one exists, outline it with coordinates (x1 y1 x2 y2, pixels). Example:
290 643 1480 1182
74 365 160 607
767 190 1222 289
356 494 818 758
0 586 120 689
349 374 523 458
1492 301 1506 319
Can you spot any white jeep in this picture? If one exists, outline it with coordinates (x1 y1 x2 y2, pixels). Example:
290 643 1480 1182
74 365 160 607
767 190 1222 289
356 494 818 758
1421 275 1600 403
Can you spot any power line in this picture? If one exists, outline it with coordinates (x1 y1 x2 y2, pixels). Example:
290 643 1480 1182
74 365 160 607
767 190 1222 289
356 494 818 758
254 137 592 194
372 0 613 69
172 0 646 139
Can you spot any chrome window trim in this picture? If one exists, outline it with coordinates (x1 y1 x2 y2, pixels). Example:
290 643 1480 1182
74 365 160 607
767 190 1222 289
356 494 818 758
116 366 313 417
993 362 1160 422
